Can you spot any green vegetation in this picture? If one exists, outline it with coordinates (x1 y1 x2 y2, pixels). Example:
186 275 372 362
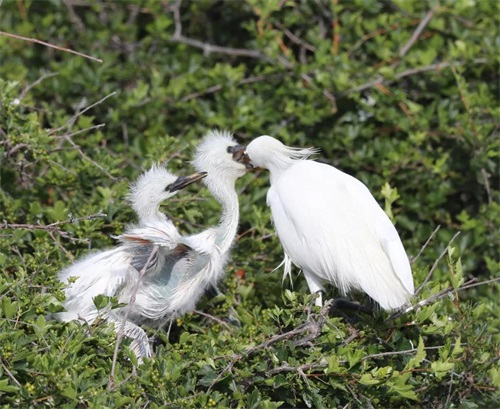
0 0 498 407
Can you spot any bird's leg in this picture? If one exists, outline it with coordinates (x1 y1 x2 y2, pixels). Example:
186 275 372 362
304 272 324 307
107 311 152 360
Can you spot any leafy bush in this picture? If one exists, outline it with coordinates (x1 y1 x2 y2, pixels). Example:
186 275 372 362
0 1 498 407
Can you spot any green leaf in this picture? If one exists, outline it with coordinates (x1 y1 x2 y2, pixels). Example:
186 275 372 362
247 388 262 409
431 361 455 380
0 379 18 393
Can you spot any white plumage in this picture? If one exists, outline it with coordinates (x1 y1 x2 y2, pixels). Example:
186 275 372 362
56 166 207 357
56 130 248 357
239 135 414 311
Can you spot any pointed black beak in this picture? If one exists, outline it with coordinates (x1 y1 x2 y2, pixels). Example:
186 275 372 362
168 172 207 192
231 145 253 169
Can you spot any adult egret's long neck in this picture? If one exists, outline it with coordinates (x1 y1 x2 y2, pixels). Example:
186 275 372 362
206 177 239 253
267 158 294 185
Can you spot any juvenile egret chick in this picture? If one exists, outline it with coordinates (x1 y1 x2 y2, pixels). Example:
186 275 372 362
159 129 249 312
56 166 207 357
235 136 414 311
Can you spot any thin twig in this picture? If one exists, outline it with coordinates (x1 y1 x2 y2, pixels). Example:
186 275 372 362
0 30 102 63
170 0 266 60
49 91 116 135
344 59 487 95
18 72 59 101
1 211 107 242
208 300 334 391
388 276 500 320
0 358 22 388
179 73 282 102
62 130 119 182
399 10 434 57
194 309 233 333
411 225 441 264
274 22 316 52
416 231 460 295
362 345 444 361
108 245 159 390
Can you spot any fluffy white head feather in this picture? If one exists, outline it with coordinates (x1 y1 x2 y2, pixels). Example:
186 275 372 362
245 135 318 169
192 130 248 183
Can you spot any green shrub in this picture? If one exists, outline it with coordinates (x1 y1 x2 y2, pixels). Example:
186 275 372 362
0 1 498 407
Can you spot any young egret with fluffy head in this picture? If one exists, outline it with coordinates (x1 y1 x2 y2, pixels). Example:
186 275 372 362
56 166 207 357
57 130 248 358
119 130 248 325
233 135 414 311
168 129 249 306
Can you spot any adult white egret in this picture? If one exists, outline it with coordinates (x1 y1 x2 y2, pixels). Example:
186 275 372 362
56 166 207 357
234 135 414 311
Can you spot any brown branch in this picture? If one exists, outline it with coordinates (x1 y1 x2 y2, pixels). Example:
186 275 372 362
345 59 488 95
399 10 434 57
194 309 233 333
208 300 334 391
109 245 159 390
1 212 107 242
416 231 460 295
0 30 102 63
274 22 316 52
170 0 266 60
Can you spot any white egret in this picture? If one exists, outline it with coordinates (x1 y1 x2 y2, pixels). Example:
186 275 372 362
57 130 248 358
56 166 207 357
120 129 248 325
234 135 414 311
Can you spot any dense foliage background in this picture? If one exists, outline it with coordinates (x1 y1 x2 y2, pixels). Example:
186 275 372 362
0 0 498 407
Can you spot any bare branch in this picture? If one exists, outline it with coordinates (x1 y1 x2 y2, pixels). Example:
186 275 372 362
274 22 316 52
18 72 59 101
0 358 22 388
0 30 102 63
170 0 266 60
208 300 334 391
1 212 107 243
416 231 460 295
362 345 444 361
49 91 116 135
399 10 434 57
61 127 119 182
387 275 500 320
194 309 233 333
345 59 488 95
411 225 441 264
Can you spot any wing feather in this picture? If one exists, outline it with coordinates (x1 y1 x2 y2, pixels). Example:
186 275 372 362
268 160 413 310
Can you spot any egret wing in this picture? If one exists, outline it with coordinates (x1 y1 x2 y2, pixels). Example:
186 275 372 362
268 160 412 310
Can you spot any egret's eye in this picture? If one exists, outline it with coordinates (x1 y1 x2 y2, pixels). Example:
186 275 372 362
165 184 173 191
226 146 233 154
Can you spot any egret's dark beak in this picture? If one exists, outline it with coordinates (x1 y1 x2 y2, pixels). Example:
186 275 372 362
168 172 207 192
231 145 254 169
